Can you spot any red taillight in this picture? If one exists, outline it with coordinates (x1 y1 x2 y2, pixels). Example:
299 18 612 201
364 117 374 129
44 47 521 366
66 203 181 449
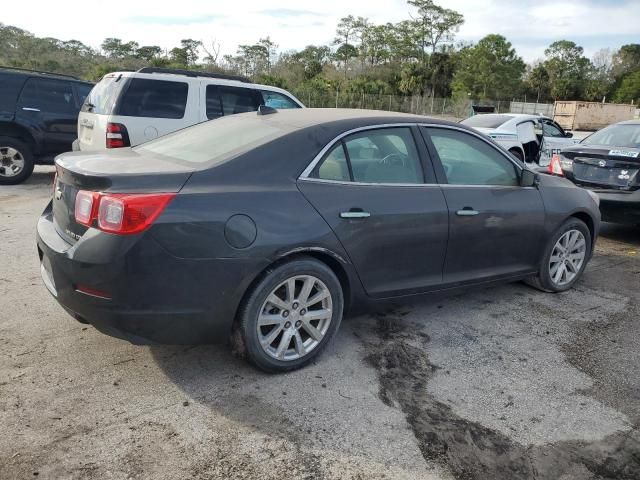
74 190 100 226
106 122 130 149
548 154 564 176
74 191 175 235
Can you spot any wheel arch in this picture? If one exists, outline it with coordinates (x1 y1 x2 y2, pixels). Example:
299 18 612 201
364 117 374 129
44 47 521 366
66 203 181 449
229 247 355 342
568 210 596 251
0 121 38 152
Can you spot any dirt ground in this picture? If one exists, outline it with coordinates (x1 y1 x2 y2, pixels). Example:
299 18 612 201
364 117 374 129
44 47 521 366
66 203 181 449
1 166 639 480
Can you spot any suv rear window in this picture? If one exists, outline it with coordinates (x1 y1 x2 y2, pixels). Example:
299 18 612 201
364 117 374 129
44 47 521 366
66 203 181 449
82 74 126 115
117 79 188 119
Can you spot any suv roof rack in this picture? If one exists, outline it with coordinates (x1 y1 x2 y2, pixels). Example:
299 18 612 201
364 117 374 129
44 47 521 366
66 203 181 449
136 67 251 83
0 65 80 80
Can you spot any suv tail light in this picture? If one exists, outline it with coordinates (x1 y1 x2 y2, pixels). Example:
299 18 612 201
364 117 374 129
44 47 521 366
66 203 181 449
74 191 175 235
106 122 131 148
548 154 564 176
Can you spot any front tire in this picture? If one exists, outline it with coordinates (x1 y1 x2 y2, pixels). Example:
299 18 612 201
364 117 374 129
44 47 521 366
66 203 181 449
0 137 34 185
527 218 591 292
238 257 344 372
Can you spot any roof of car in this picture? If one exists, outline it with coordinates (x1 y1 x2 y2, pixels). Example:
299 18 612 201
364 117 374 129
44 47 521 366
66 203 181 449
245 108 454 130
617 119 640 125
0 66 92 84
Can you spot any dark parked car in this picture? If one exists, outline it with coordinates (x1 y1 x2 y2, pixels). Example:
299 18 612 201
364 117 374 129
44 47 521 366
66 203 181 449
37 109 601 372
552 120 640 225
0 66 93 184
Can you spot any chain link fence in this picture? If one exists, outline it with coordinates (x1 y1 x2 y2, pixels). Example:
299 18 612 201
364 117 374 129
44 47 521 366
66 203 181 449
290 90 530 121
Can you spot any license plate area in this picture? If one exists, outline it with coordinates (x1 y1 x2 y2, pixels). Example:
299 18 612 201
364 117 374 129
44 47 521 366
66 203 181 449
574 164 638 187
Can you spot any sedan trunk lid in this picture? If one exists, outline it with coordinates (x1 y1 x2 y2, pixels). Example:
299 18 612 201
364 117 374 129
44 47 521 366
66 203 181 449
562 145 640 190
53 149 193 243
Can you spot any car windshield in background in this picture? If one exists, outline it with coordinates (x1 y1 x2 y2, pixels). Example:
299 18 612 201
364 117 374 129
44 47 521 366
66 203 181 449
461 114 513 129
82 74 126 114
582 123 640 148
135 114 287 166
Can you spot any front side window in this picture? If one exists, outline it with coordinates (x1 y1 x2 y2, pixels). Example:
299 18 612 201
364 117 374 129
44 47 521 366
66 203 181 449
260 90 300 109
19 78 76 114
424 127 519 186
543 120 564 138
312 127 423 184
117 79 188 119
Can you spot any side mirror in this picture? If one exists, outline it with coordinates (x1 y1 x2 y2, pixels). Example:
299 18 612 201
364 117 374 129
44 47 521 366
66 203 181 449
565 132 573 138
520 169 537 187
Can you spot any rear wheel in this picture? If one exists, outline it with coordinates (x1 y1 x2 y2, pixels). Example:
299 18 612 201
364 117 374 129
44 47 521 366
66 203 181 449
0 137 34 185
238 258 344 372
526 218 591 292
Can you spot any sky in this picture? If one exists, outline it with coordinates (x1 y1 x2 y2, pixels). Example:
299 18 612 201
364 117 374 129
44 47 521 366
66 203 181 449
3 0 639 63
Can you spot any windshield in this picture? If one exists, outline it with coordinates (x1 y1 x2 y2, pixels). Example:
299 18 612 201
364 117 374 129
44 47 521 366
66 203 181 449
135 114 288 166
81 74 126 114
461 114 513 129
582 123 640 148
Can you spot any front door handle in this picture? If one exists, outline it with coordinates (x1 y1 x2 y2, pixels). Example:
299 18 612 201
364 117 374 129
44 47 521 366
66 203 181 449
340 209 371 219
456 208 479 216
22 107 40 112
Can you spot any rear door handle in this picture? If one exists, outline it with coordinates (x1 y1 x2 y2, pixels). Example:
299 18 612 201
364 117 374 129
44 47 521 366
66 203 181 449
22 107 40 112
456 208 479 216
340 210 371 219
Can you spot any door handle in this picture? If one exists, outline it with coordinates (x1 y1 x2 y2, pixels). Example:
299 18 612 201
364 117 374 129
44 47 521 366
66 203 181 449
22 107 40 112
456 208 479 216
340 210 371 219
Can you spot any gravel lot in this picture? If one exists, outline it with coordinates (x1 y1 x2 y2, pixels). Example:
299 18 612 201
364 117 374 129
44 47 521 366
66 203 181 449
1 166 639 479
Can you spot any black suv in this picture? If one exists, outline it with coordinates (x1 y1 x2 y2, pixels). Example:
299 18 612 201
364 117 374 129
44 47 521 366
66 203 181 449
0 67 93 185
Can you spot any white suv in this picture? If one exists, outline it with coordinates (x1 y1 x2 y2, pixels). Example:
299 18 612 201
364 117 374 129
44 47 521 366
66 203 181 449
76 67 304 151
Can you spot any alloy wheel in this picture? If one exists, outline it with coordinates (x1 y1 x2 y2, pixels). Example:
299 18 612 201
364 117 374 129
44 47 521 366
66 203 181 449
549 229 586 286
257 275 333 361
0 146 25 177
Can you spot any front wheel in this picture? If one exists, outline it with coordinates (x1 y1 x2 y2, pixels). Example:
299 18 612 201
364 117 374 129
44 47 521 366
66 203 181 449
526 218 591 292
238 257 344 372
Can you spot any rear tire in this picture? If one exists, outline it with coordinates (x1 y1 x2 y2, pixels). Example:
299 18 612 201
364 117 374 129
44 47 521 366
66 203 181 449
0 137 34 185
526 218 591 292
238 257 344 373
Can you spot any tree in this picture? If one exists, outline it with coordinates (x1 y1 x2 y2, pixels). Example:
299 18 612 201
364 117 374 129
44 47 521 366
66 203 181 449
101 38 138 59
292 45 331 79
135 45 162 62
525 63 551 102
543 40 591 100
613 70 640 103
408 0 464 59
452 34 525 100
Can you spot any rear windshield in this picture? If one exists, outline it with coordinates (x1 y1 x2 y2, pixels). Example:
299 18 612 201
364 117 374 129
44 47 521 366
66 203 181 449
134 114 288 166
116 78 188 119
582 124 640 148
82 74 126 114
461 114 513 129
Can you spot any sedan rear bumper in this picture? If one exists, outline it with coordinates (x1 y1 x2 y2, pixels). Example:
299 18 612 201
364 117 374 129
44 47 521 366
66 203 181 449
36 203 265 344
591 188 640 224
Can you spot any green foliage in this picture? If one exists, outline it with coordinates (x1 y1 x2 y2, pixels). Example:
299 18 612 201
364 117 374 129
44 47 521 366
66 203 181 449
452 35 525 100
613 70 640 103
543 40 591 100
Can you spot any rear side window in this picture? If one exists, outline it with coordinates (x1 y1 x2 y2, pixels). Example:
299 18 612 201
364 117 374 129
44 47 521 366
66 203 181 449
117 79 188 119
206 85 261 119
313 127 424 184
0 72 27 116
260 90 300 109
82 74 126 114
76 83 93 105
18 78 77 114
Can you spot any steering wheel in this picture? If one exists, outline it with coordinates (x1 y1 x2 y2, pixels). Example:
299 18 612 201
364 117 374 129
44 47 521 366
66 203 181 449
380 153 407 168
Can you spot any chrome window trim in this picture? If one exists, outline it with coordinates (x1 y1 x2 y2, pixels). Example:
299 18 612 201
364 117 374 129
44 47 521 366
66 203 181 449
297 121 528 187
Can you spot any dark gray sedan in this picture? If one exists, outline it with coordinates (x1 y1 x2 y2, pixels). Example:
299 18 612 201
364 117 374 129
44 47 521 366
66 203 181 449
37 109 601 372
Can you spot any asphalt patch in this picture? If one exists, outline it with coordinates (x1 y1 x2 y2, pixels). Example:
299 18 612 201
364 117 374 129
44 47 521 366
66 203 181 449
364 309 640 480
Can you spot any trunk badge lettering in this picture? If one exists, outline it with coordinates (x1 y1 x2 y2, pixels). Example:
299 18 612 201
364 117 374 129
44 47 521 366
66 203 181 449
618 170 630 180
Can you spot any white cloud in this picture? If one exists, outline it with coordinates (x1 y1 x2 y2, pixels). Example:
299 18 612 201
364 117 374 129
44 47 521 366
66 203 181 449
2 0 638 61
